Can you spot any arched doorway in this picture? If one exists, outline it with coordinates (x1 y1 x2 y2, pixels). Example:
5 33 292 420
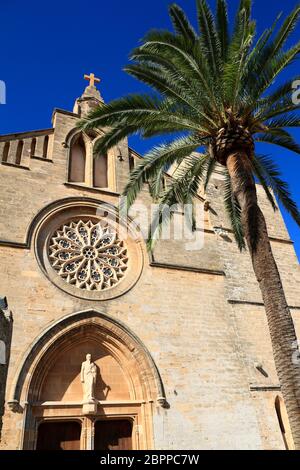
9 310 166 450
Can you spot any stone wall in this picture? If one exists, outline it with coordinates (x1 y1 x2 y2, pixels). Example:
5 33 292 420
0 98 299 450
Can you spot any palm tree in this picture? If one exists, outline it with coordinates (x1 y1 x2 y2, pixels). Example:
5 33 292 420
79 0 300 448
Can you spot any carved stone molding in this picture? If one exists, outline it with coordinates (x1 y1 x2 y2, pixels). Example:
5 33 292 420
34 200 144 300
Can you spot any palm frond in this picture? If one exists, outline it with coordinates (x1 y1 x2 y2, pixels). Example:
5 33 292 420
250 156 278 211
77 0 300 255
248 41 300 102
196 0 221 75
265 115 300 129
251 154 300 226
257 102 300 123
204 157 216 190
223 6 255 108
92 125 139 154
272 4 300 57
133 30 222 115
253 76 300 119
127 49 216 117
78 94 163 129
146 153 209 250
148 166 166 201
255 132 300 154
79 93 211 143
124 64 217 127
78 93 208 154
169 3 198 43
216 0 229 60
238 0 252 19
122 136 204 211
245 13 281 73
223 171 245 250
244 8 299 88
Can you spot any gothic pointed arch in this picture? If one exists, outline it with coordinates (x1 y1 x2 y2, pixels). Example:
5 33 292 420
69 132 86 183
65 128 113 190
92 133 108 188
8 310 166 449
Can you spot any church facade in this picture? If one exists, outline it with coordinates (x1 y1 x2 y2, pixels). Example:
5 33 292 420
0 78 299 450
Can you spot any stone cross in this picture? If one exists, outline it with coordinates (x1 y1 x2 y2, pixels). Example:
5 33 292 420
84 73 101 88
81 353 98 415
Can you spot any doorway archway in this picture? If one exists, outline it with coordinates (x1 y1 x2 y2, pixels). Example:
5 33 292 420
9 310 166 450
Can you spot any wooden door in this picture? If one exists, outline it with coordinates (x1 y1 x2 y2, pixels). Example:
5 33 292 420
36 421 81 450
94 420 133 450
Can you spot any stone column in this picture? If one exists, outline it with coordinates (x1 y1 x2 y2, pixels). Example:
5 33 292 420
82 417 94 450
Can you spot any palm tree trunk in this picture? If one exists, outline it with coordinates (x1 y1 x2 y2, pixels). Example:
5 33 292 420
226 150 300 450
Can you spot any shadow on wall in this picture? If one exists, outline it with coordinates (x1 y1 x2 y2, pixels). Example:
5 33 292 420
0 297 13 440
39 339 125 403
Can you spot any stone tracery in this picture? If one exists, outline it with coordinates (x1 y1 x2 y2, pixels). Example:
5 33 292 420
49 219 128 291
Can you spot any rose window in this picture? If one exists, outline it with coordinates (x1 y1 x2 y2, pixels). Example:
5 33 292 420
49 220 128 291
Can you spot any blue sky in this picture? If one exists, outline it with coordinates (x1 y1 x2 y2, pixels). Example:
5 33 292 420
1 0 300 258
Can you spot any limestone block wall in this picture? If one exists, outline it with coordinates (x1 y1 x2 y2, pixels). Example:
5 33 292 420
0 110 130 246
0 241 263 449
207 174 300 306
0 104 299 450
206 175 300 450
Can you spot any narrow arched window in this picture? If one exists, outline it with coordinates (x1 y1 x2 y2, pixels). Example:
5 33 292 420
69 134 86 183
30 138 37 157
129 153 135 173
0 340 5 365
43 135 49 159
93 153 108 188
2 142 10 162
15 140 24 165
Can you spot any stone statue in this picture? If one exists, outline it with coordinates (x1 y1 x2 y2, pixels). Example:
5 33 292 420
81 354 97 403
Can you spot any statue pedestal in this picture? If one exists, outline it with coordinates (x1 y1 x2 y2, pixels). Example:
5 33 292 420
82 400 97 415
